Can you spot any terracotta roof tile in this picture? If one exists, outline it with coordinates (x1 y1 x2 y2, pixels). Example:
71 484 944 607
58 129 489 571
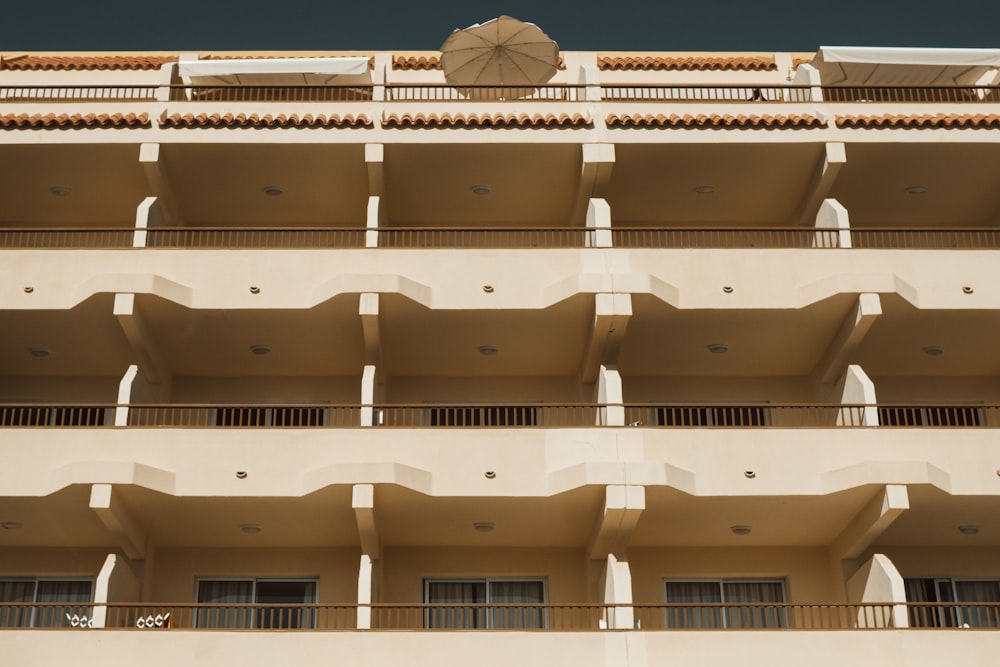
382 112 591 128
836 113 1000 129
201 54 375 68
392 54 566 70
792 57 814 68
160 113 372 128
598 56 776 71
0 112 150 129
607 113 824 129
0 55 175 71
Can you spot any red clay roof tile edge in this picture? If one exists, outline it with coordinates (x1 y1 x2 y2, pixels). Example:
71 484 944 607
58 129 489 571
0 112 151 128
0 55 176 70
381 112 592 128
836 113 1000 128
606 113 823 128
158 112 373 128
597 56 776 71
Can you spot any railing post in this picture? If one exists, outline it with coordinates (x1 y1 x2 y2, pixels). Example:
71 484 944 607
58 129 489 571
586 198 613 248
814 198 851 249
371 53 391 103
792 63 824 102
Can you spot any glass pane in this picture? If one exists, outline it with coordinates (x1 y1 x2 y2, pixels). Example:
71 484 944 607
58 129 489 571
426 581 486 628
0 581 35 628
489 581 545 629
34 580 92 628
255 581 317 629
665 581 722 628
197 580 253 628
954 581 1000 628
722 581 786 628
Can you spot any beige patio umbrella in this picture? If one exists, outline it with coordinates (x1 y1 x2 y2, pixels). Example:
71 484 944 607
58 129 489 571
439 16 559 93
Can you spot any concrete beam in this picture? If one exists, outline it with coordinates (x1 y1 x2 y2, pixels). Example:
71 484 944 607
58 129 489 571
89 484 147 560
794 142 846 226
833 364 879 426
845 554 909 628
812 293 882 384
587 485 645 560
366 144 384 197
113 293 169 385
138 143 180 225
572 144 615 224
359 293 381 366
833 485 909 562
353 484 380 558
579 293 631 384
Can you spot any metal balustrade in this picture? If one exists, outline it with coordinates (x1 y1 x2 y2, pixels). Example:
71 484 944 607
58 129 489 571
0 403 996 428
821 85 1000 103
168 85 374 102
6 602 999 631
5 226 1000 250
385 85 584 101
0 85 158 101
601 84 813 102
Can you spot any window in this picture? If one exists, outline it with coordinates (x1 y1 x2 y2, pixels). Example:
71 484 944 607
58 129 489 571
0 579 93 627
654 405 769 427
905 578 1000 627
214 407 326 427
664 579 786 628
425 406 538 427
879 406 982 427
196 579 318 628
424 579 546 628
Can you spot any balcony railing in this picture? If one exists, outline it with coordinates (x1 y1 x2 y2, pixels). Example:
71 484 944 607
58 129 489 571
6 602 999 631
168 85 374 102
1 403 996 429
821 85 1000 103
6 227 1000 250
601 85 813 103
0 85 158 101
386 85 584 101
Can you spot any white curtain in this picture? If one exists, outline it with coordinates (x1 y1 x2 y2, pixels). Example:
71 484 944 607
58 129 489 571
196 580 253 629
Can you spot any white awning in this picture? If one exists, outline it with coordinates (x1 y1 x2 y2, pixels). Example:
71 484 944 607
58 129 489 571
812 46 1000 86
178 57 372 86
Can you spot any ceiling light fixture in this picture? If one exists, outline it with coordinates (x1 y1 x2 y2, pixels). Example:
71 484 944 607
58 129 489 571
249 345 271 355
478 345 498 356
470 185 491 195
0 521 22 530
473 522 496 533
730 525 752 536
922 346 944 357
49 186 71 197
958 525 980 536
29 348 50 358
693 185 715 195
240 523 262 534
904 186 928 195
707 343 729 354
263 186 284 197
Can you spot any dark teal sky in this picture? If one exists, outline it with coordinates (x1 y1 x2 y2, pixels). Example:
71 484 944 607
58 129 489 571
2 0 998 52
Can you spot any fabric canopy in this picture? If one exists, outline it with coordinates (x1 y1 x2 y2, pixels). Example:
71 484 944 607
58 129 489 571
812 46 1000 86
178 57 371 86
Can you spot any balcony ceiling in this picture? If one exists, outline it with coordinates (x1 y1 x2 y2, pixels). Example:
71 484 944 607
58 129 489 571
876 485 1000 547
161 144 369 226
606 143 825 226
830 143 1000 227
0 145 149 227
0 294 133 378
375 485 603 547
135 294 367 377
0 486 117 548
851 294 1000 376
379 294 593 377
632 486 879 547
382 144 581 227
618 294 856 377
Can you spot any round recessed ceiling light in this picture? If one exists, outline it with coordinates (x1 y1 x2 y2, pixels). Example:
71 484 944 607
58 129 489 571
49 186 71 197
249 345 271 355
905 186 928 195
730 525 752 536
478 345 498 356
922 346 944 357
0 521 23 530
470 185 491 195
240 523 262 534
473 522 496 533
958 525 980 536
707 343 729 354
29 348 50 358
693 185 715 195
263 186 284 197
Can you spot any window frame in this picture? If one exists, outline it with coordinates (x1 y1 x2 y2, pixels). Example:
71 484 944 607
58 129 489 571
904 577 1000 627
0 577 94 628
194 577 320 629
422 577 549 629
663 577 788 628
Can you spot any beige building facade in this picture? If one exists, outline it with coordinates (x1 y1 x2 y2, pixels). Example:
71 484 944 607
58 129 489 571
2 45 1000 664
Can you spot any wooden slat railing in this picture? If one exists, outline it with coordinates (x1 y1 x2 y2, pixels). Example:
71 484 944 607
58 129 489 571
850 229 1000 250
0 228 135 249
144 227 368 249
623 405 874 428
376 227 590 248
612 227 843 249
601 85 812 102
822 86 1000 103
9 602 1000 630
0 85 158 101
168 85 373 102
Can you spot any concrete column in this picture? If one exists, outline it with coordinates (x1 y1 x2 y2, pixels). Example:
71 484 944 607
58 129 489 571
357 554 374 629
792 63 824 102
835 364 879 426
132 197 163 249
90 553 118 628
371 53 391 102
579 63 602 101
586 198 612 248
596 365 625 426
115 366 138 426
600 554 634 629
845 554 908 628
155 62 176 102
361 365 377 426
814 198 852 249
366 196 380 248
